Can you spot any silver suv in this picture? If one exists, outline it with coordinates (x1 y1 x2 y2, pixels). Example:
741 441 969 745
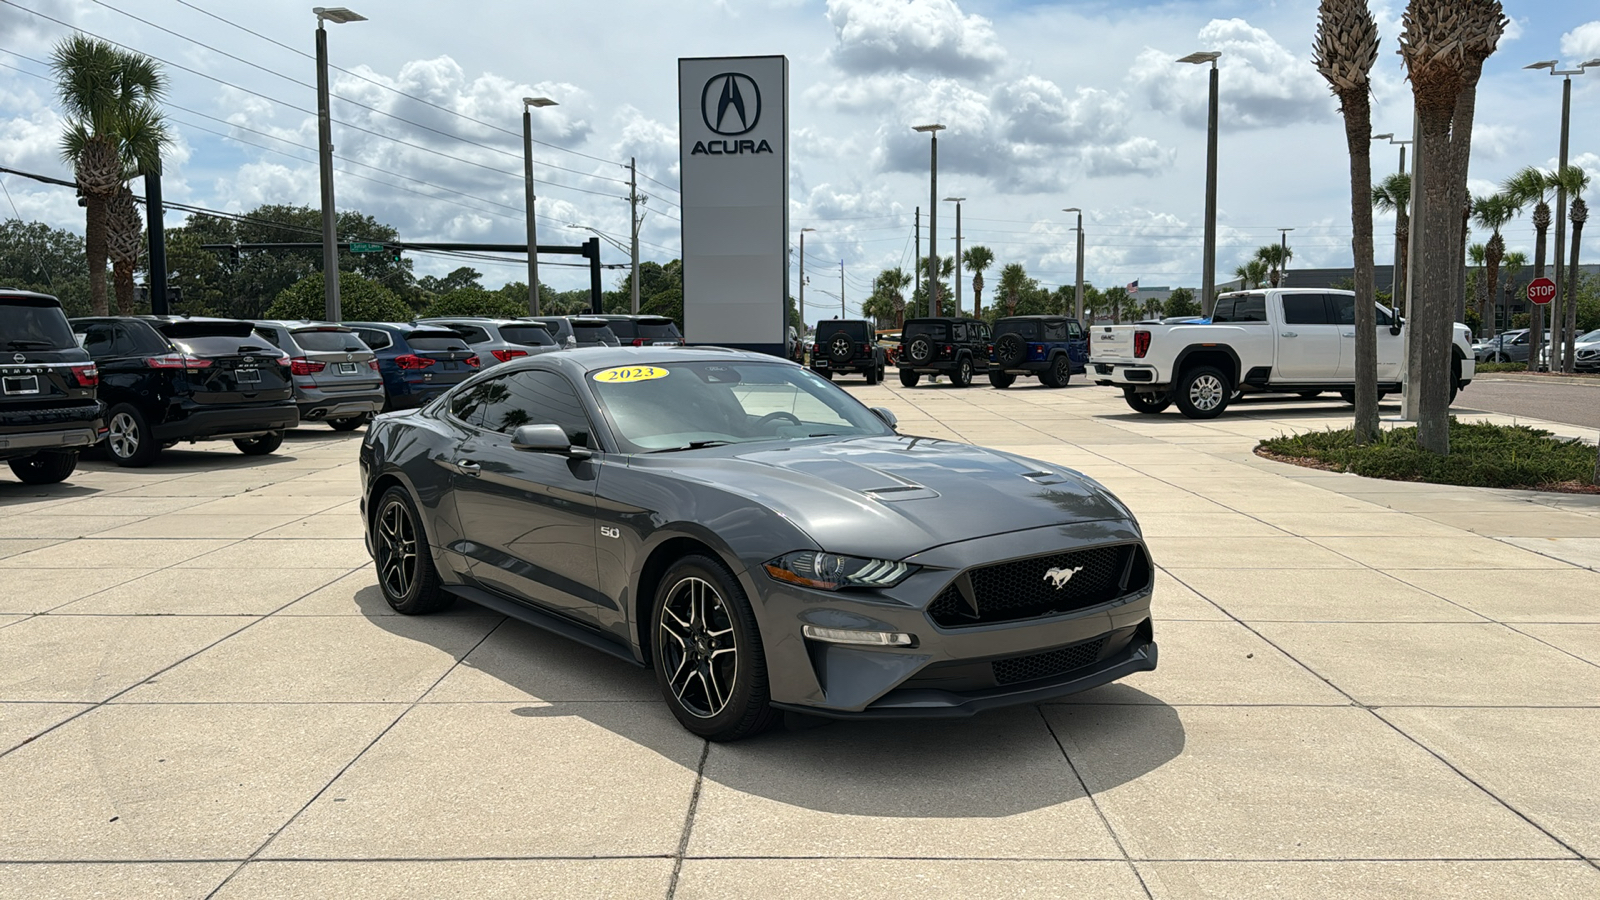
520 316 620 349
415 317 563 367
252 321 385 431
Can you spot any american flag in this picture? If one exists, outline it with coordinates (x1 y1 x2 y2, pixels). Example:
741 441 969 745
1126 280 1140 294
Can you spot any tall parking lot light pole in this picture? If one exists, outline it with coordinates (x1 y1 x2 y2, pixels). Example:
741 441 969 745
1063 207 1084 321
1278 227 1294 286
945 197 964 314
914 124 945 317
1178 51 1221 315
1372 133 1412 306
1526 58 1597 372
314 6 365 322
522 96 558 316
798 227 815 319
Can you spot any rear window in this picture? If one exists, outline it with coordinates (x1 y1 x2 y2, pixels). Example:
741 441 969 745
571 323 617 343
0 301 76 350
158 320 254 339
292 329 367 352
636 319 682 340
604 319 637 339
996 319 1042 340
406 330 471 351
819 321 871 341
499 324 556 347
903 321 949 340
1213 294 1268 323
172 334 279 356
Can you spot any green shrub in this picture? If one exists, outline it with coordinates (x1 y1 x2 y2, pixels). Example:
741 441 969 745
1475 362 1531 373
1257 419 1596 490
422 287 530 319
266 271 412 323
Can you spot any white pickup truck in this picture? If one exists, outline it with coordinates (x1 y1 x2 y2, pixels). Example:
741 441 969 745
1089 288 1475 418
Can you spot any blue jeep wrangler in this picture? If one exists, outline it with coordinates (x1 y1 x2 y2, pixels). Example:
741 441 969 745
988 315 1088 388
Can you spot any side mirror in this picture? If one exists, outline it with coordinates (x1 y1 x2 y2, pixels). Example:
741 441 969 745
510 423 591 458
870 406 898 429
1389 316 1403 336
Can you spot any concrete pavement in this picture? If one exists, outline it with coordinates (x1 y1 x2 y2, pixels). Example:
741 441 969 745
1 382 1598 899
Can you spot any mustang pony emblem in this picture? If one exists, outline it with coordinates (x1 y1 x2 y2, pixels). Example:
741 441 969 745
1043 565 1084 589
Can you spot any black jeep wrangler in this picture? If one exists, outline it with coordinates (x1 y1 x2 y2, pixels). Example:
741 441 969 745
897 317 992 388
1 290 103 484
989 315 1088 388
809 319 885 384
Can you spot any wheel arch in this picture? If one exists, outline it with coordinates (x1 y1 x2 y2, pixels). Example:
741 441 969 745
1174 345 1241 386
632 529 749 668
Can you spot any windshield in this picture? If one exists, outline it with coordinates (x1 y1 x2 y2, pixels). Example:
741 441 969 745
903 321 949 340
292 329 366 352
0 301 76 350
499 324 556 347
996 319 1041 339
1578 329 1600 344
588 360 893 453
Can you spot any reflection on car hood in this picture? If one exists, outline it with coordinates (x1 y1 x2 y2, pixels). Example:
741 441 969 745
626 435 1133 559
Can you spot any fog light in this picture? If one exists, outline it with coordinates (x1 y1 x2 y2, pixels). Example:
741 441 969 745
802 625 914 646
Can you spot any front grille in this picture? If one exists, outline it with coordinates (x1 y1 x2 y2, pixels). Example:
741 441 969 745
926 543 1149 628
992 637 1107 686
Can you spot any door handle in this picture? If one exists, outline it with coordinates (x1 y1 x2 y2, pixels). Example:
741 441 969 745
1280 331 1298 338
455 459 481 476
1343 332 1356 338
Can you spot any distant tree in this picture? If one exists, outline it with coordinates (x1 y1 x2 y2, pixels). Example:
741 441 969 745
1254 243 1293 287
1466 242 1486 331
267 271 412 322
961 245 994 315
1553 164 1591 372
1164 287 1199 318
0 219 92 315
422 287 527 318
864 266 912 327
1472 193 1515 339
997 263 1031 315
1233 259 1268 289
1499 249 1527 330
1372 172 1412 314
1502 166 1555 371
418 266 483 296
1100 286 1130 324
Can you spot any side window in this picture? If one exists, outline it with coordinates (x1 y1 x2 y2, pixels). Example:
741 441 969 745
1212 297 1235 321
1282 295 1331 325
81 324 114 357
977 324 991 342
478 370 593 445
109 324 142 356
357 328 392 350
254 326 283 348
1234 296 1267 323
450 377 495 428
453 325 489 343
1327 294 1356 326
1067 320 1084 339
1045 321 1068 341
1375 306 1393 326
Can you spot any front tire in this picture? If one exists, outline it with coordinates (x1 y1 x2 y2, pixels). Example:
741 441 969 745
8 450 77 485
235 432 284 456
899 368 919 387
105 403 161 467
950 357 973 388
652 555 778 742
1123 388 1171 414
328 414 370 432
372 485 452 614
1174 366 1231 419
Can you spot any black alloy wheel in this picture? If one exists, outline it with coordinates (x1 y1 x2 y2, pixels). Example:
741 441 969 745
8 450 78 485
1123 387 1171 414
995 334 1027 368
234 432 284 456
373 486 451 614
652 555 777 741
105 403 161 467
906 336 933 364
951 356 973 388
899 368 919 387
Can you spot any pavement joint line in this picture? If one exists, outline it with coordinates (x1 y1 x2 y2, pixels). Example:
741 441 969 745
664 740 712 900
1162 566 1597 865
0 561 366 760
1480 534 1600 573
2 854 1594 864
1036 704 1157 898
202 615 512 900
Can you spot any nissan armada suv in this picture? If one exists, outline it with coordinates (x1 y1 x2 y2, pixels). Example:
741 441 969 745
1 290 103 484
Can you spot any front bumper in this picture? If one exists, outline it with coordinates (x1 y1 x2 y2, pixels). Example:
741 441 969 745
154 401 300 442
753 521 1156 717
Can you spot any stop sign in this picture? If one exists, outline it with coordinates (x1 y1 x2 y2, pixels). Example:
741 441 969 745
1527 276 1556 305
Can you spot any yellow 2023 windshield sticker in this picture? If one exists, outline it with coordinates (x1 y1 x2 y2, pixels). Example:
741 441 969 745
592 365 670 384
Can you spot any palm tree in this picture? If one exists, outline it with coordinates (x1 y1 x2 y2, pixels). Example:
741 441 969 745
1254 244 1292 287
1101 286 1129 324
1233 259 1268 289
51 36 170 316
1502 166 1556 371
962 245 994 316
1372 172 1412 315
1315 0 1381 442
1553 164 1590 373
997 263 1029 315
1466 242 1486 333
1399 0 1506 455
1471 193 1514 339
1500 249 1526 333
106 185 144 315
1141 296 1162 319
866 266 912 328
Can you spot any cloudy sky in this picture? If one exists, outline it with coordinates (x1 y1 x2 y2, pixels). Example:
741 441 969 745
2 0 1598 324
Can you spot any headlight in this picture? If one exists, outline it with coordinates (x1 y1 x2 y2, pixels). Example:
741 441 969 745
763 552 915 591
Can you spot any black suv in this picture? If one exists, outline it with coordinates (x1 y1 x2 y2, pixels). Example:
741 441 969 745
897 317 992 387
593 314 684 346
809 319 885 383
989 315 1088 388
1 290 103 484
70 316 299 467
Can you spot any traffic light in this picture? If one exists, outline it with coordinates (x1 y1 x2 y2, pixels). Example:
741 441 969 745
392 247 402 263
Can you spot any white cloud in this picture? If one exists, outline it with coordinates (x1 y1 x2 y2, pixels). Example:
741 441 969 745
1471 122 1516 162
1560 21 1600 62
825 0 1004 76
1129 18 1334 130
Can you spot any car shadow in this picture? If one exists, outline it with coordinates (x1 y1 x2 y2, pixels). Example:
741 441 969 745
0 480 101 506
352 578 1186 818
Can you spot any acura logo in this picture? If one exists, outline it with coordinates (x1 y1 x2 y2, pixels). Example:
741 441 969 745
701 72 761 136
1043 565 1084 590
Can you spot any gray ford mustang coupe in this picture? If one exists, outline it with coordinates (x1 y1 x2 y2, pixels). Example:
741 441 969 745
360 347 1156 740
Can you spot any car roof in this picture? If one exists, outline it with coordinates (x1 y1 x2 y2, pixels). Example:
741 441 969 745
498 345 776 375
0 289 63 307
418 317 546 328
996 314 1071 321
904 316 985 323
253 319 352 330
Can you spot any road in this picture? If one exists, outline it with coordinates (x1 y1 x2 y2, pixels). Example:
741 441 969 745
1459 375 1600 431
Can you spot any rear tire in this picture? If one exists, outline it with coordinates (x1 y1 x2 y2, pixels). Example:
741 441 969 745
8 450 77 485
988 371 1016 389
1174 366 1231 419
328 414 370 432
951 357 973 388
899 368 919 387
235 432 284 456
105 403 161 468
651 554 778 742
372 485 452 614
1041 355 1072 388
863 364 879 385
1123 388 1171 414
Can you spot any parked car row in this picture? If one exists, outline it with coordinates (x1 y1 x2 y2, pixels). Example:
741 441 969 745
808 316 1090 389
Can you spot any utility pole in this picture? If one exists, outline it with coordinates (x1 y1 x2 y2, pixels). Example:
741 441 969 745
946 197 964 315
629 157 641 314
1064 207 1084 321
914 206 921 314
1279 227 1294 287
913 124 945 318
799 227 815 321
840 259 845 319
521 96 557 316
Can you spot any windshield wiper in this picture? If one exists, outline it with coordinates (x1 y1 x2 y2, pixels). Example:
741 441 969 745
6 340 56 349
647 440 733 453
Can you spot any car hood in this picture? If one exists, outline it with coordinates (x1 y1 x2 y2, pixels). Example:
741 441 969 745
626 435 1134 560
